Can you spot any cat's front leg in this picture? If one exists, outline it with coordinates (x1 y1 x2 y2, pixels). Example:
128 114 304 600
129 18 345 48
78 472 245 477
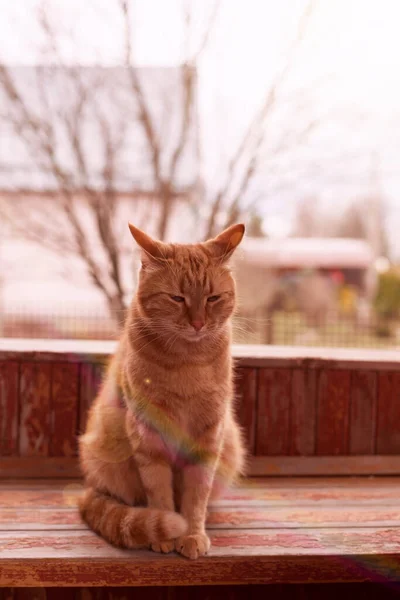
126 412 184 553
135 453 179 553
175 429 221 559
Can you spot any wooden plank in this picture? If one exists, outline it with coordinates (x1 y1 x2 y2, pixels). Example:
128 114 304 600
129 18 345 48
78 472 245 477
50 363 79 457
0 508 84 530
249 455 400 477
5 340 400 371
3 453 400 482
19 362 51 456
290 369 316 456
0 591 16 600
256 369 291 455
1 529 400 586
3 504 400 531
234 367 257 454
316 370 351 456
208 505 400 528
14 589 47 600
376 372 400 454
0 361 19 456
349 371 377 455
0 339 115 362
79 362 103 435
3 477 400 509
2 585 400 600
0 486 84 508
3 476 400 491
79 363 94 436
0 457 81 479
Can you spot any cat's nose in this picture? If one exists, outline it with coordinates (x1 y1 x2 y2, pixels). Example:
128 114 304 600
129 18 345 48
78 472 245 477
191 320 205 332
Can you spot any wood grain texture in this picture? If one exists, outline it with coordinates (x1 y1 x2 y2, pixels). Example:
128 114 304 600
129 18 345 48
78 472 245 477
79 362 104 436
3 477 400 508
3 585 400 600
290 369 317 456
79 363 95 436
3 476 400 508
4 453 400 481
0 361 19 456
349 371 377 455
3 346 400 477
256 369 292 455
0 458 81 479
1 529 400 586
234 367 257 454
19 363 51 456
5 338 400 370
3 503 400 531
13 589 47 600
3 476 400 588
248 456 400 477
50 363 79 457
316 370 351 456
4 585 400 600
376 372 400 454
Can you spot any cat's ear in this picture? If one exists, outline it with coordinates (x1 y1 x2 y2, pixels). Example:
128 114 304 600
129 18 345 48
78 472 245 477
205 223 245 261
128 223 169 265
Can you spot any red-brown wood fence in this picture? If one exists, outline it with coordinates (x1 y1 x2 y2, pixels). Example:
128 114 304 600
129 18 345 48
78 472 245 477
1 340 400 478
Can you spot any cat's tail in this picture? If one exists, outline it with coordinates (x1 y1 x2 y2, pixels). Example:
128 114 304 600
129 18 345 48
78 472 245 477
79 487 187 549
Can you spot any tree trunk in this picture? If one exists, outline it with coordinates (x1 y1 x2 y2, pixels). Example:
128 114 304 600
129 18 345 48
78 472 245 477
107 294 127 331
157 181 174 241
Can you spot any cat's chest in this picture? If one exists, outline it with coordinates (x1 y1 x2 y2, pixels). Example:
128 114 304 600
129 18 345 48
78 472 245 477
152 362 229 399
134 377 228 468
136 406 217 468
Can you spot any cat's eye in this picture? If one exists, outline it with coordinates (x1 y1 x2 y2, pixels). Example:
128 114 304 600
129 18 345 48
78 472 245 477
207 295 221 303
171 295 185 303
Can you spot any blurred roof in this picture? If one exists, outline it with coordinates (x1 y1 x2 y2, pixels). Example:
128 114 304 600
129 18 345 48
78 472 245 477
239 237 374 269
0 65 199 193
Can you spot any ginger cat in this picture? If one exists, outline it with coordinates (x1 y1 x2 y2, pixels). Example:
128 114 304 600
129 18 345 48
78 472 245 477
79 222 246 559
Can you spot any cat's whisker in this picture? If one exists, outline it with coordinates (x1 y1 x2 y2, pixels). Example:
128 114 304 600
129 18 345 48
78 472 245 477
233 315 273 324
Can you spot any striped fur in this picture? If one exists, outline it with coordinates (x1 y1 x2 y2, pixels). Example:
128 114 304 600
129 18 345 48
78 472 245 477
79 224 246 558
79 488 187 548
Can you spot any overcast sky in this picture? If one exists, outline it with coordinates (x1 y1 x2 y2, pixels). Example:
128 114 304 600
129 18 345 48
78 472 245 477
1 0 400 254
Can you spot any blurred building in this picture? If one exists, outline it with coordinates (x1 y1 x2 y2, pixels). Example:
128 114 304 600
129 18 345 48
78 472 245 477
234 237 376 339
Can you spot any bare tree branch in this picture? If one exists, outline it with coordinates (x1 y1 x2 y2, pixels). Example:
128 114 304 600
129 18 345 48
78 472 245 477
0 0 324 333
120 0 162 186
205 0 317 237
189 0 221 63
119 0 219 240
0 63 126 317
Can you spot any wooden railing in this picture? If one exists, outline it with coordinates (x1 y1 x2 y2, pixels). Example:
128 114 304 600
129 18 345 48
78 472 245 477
1 339 400 478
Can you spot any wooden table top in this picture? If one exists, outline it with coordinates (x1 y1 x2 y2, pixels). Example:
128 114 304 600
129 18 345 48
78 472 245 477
1 477 400 587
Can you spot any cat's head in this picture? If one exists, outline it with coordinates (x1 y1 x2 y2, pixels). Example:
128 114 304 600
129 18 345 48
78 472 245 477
128 223 245 344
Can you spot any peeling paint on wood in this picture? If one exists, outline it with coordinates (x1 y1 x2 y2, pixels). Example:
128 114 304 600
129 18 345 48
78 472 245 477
256 369 291 455
234 367 257 454
19 363 51 456
290 369 317 456
50 363 79 457
0 361 19 456
376 372 400 454
349 371 377 455
1 347 400 475
317 370 350 456
79 363 104 437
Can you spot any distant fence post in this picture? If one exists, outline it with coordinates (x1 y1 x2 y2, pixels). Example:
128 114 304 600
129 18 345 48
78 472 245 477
264 309 273 344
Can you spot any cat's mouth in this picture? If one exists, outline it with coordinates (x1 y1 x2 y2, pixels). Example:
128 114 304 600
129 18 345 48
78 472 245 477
183 329 207 342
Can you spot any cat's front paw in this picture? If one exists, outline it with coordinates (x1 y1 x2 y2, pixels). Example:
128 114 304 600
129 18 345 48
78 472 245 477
150 540 175 554
175 533 211 560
